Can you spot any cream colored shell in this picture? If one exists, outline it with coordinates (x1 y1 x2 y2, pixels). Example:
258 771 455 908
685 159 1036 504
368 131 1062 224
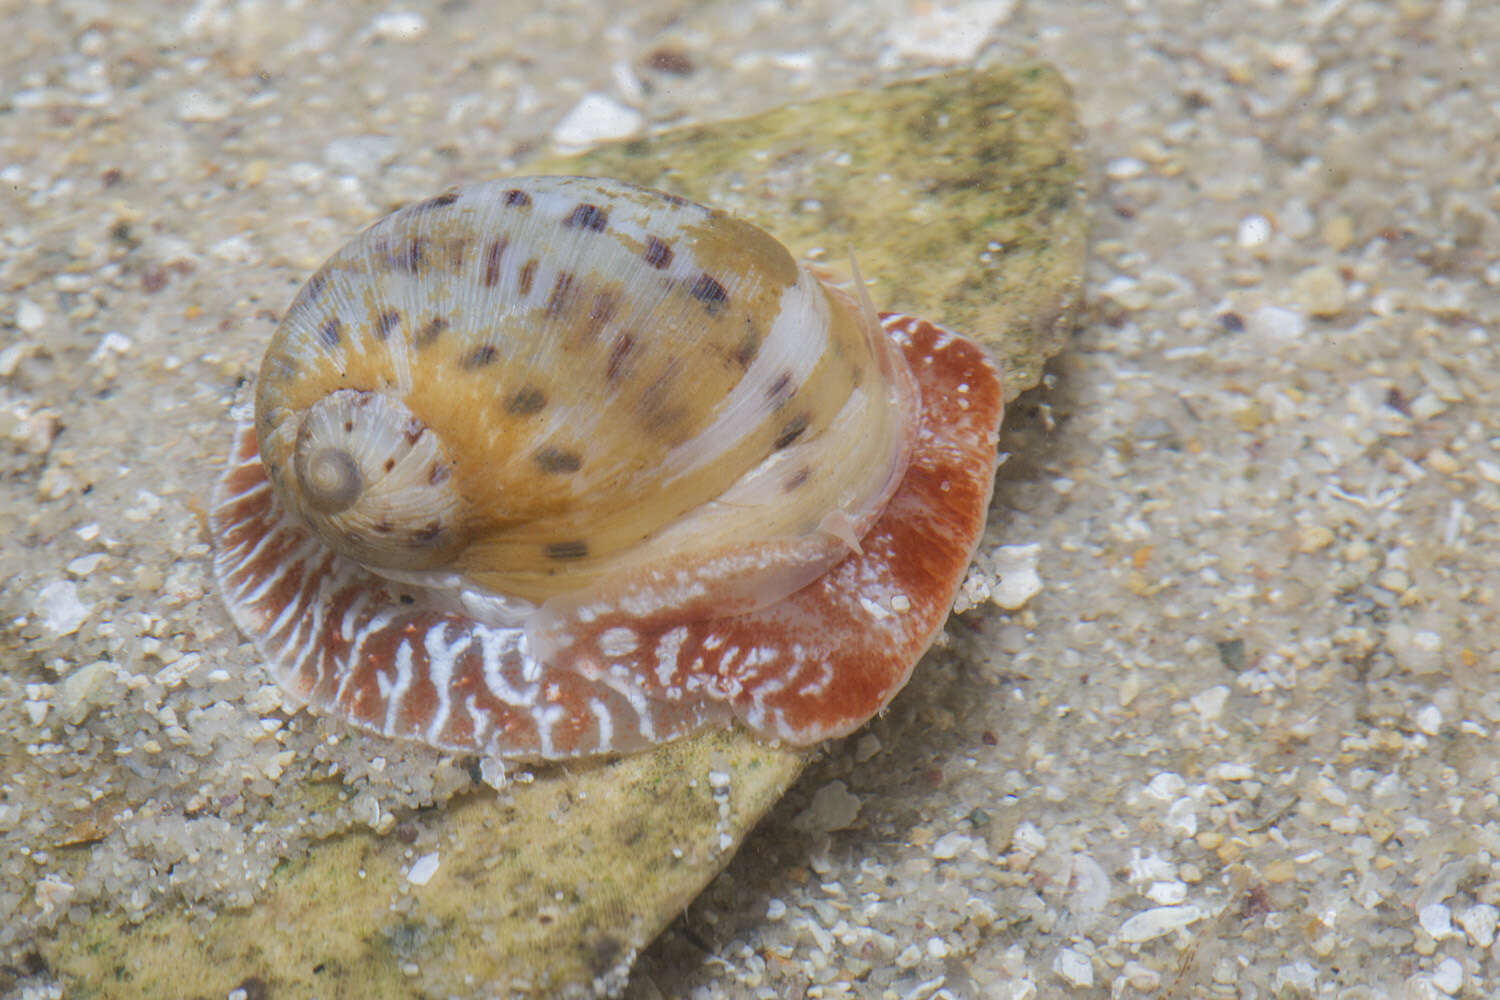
254 176 916 619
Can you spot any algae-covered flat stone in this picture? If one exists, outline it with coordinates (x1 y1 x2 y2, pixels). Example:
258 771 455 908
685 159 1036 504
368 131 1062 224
40 63 1084 999
530 61 1087 399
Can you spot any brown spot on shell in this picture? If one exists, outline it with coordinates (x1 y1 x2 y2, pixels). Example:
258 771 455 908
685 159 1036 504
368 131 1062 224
463 345 498 369
394 237 426 274
304 272 328 302
644 48 695 75
413 190 460 212
412 521 446 546
690 273 729 314
505 386 547 415
429 463 450 485
383 458 396 472
483 238 507 288
564 203 609 232
655 190 697 210
766 370 794 405
733 328 760 369
642 236 673 270
638 373 688 439
504 189 532 208
416 315 447 346
584 290 619 337
605 333 636 382
785 467 811 491
546 540 589 561
318 318 342 347
773 413 810 450
375 310 401 338
533 447 582 474
403 419 425 445
519 259 538 296
545 272 578 316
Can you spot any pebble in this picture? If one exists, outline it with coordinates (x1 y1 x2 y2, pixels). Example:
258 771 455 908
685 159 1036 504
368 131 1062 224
1322 215 1355 251
15 298 44 332
1144 772 1186 801
369 11 428 41
1117 904 1204 943
1274 961 1318 991
34 875 77 915
1431 956 1463 994
1236 214 1273 248
794 780 861 833
1052 947 1093 987
1104 157 1148 180
57 661 115 724
1404 975 1441 1000
1145 880 1187 905
552 94 644 150
0 341 33 376
1163 797 1197 838
1457 903 1498 947
885 0 1017 64
1209 762 1254 781
931 832 974 860
1096 274 1151 311
406 852 440 886
1290 264 1346 316
1296 524 1334 553
1414 704 1443 736
989 543 1043 609
1247 304 1305 341
65 553 106 578
90 331 132 362
1011 821 1047 855
1122 961 1161 991
177 91 231 122
1418 902 1453 939
37 580 90 636
1189 685 1228 722
1388 626 1444 674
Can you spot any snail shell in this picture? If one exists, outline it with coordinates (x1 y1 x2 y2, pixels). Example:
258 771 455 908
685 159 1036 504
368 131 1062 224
211 176 1004 759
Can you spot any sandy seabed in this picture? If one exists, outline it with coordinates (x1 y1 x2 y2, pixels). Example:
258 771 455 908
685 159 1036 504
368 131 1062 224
4 1 1500 997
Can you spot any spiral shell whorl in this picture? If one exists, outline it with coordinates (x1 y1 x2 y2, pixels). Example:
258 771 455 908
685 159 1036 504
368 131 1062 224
253 175 915 606
273 389 465 571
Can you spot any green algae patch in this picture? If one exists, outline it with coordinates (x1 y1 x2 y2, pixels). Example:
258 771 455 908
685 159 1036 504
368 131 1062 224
40 62 1083 999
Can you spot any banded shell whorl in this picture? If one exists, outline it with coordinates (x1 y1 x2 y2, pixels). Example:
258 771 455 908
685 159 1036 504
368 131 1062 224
211 176 1006 759
254 176 916 616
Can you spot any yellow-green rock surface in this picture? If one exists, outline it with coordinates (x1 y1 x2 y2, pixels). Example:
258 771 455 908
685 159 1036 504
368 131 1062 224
532 62 1086 399
41 63 1083 999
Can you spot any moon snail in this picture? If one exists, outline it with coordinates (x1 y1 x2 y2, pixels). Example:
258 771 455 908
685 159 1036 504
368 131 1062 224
210 176 1004 759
